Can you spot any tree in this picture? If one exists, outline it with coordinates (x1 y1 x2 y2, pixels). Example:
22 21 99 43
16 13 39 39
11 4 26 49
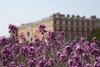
88 28 100 42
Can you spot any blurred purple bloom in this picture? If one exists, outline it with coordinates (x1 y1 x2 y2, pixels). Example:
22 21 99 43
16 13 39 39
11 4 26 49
28 47 35 58
91 48 100 57
86 63 92 67
17 62 24 67
67 59 76 66
37 58 46 67
64 45 72 54
59 54 66 63
28 60 35 67
48 58 54 65
0 36 8 46
56 51 61 58
92 37 97 42
81 37 86 42
8 24 17 35
72 54 80 63
94 62 100 67
45 32 56 41
38 24 46 34
27 31 30 36
76 44 84 54
9 62 16 67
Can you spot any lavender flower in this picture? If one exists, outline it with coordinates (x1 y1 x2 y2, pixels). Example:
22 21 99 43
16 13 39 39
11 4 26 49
8 24 17 36
86 63 92 67
28 60 35 67
28 47 35 58
94 62 100 67
9 62 16 67
67 59 76 66
91 48 100 57
81 37 86 42
48 58 54 65
38 24 46 34
75 44 84 54
64 45 72 54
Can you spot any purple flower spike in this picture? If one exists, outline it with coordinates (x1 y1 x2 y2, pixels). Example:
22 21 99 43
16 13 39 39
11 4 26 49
9 62 16 67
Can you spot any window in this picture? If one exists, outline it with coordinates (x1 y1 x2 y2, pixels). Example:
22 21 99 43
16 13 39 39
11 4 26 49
89 28 92 31
56 26 60 30
68 21 71 25
84 28 87 31
84 22 87 26
89 22 92 26
84 33 87 38
78 22 82 26
79 27 82 31
67 32 71 40
78 32 82 38
50 21 53 25
73 21 77 25
62 27 66 30
73 27 76 30
68 27 71 30
73 32 76 39
62 20 65 25
56 20 60 25
94 23 97 26
99 22 100 27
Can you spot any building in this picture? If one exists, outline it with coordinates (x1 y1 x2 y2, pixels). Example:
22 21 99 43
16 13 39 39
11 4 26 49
18 13 100 42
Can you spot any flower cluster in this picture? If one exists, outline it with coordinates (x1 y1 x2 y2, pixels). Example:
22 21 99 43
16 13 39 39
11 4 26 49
0 24 100 67
38 24 46 35
8 24 17 37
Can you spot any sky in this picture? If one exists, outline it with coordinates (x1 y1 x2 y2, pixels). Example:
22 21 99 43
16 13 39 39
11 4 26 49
0 0 100 37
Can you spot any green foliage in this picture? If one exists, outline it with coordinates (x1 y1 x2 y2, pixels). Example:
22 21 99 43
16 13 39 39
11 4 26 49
88 28 100 42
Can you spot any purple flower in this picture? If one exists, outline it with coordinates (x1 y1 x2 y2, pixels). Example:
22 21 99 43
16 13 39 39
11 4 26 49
17 62 24 67
28 60 35 67
67 59 76 66
92 37 97 42
37 58 46 67
45 32 56 41
82 53 89 60
59 54 66 63
38 24 46 34
48 58 54 65
86 63 92 67
28 47 35 58
59 31 64 35
75 44 84 54
64 45 72 54
56 51 61 58
8 24 17 35
81 37 86 42
28 42 33 47
19 34 26 41
9 62 16 67
72 54 79 62
0 36 8 46
20 46 28 56
94 62 100 67
27 31 30 36
91 48 100 57
90 43 97 49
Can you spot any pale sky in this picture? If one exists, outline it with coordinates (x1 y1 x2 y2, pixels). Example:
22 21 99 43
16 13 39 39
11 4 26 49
0 0 100 37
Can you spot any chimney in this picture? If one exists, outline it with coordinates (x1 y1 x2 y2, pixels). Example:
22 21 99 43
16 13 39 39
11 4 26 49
67 14 70 17
72 15 75 18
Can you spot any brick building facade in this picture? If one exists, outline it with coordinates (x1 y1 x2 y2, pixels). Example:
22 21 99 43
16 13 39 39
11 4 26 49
18 13 100 42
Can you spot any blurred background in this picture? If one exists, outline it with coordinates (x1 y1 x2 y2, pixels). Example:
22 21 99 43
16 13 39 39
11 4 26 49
0 0 100 37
